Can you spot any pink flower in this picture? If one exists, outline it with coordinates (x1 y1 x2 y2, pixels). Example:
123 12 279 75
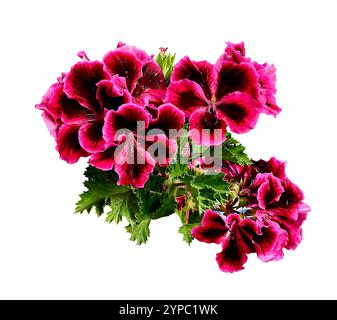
36 63 111 164
166 42 280 146
192 157 310 272
96 103 152 187
103 45 166 107
48 60 131 164
223 158 311 250
36 44 170 168
192 210 287 272
91 102 184 187
167 56 260 145
221 42 281 116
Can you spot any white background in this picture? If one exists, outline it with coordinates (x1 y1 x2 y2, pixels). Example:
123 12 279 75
0 0 336 299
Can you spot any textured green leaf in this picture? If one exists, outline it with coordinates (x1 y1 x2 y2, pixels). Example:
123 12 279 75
197 132 251 166
221 133 251 165
75 166 120 216
126 219 151 245
180 172 229 215
178 223 200 245
137 174 177 220
192 172 229 193
105 190 140 225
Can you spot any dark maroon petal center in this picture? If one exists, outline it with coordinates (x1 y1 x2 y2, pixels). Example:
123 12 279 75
215 62 257 99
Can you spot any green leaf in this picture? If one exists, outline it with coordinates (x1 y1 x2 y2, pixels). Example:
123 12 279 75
153 193 177 219
155 48 176 80
126 219 151 245
180 172 229 215
75 166 120 216
196 132 251 166
105 189 140 225
137 174 177 220
192 172 229 193
178 223 199 245
168 163 189 180
167 128 190 179
221 132 251 165
105 210 122 224
196 187 226 213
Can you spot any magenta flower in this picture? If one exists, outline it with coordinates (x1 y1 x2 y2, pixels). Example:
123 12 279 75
103 44 166 107
220 41 281 116
89 102 184 187
36 44 170 169
223 157 311 250
192 157 310 272
192 210 287 273
36 60 123 164
167 56 260 145
166 42 280 146
36 42 309 273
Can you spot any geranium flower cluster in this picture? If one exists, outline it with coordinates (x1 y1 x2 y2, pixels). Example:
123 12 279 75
36 42 184 188
36 41 309 273
193 158 310 272
167 41 280 145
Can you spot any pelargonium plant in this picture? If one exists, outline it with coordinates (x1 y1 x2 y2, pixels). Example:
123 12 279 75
36 41 310 273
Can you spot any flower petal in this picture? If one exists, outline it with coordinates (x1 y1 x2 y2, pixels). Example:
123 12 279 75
253 219 288 262
269 179 305 216
132 61 166 106
146 134 177 167
77 51 90 61
189 108 227 146
78 120 106 153
260 199 310 251
145 104 159 119
215 61 258 100
56 125 89 164
172 56 215 99
191 210 228 244
48 85 92 125
227 214 257 254
216 92 260 134
216 236 248 273
96 79 131 111
148 103 185 138
219 41 249 63
269 213 304 250
114 142 155 188
166 79 208 117
35 81 63 119
103 49 143 92
89 146 117 171
254 157 287 180
254 173 285 209
64 61 110 112
103 103 149 145
40 110 60 139
116 41 153 64
255 62 281 116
